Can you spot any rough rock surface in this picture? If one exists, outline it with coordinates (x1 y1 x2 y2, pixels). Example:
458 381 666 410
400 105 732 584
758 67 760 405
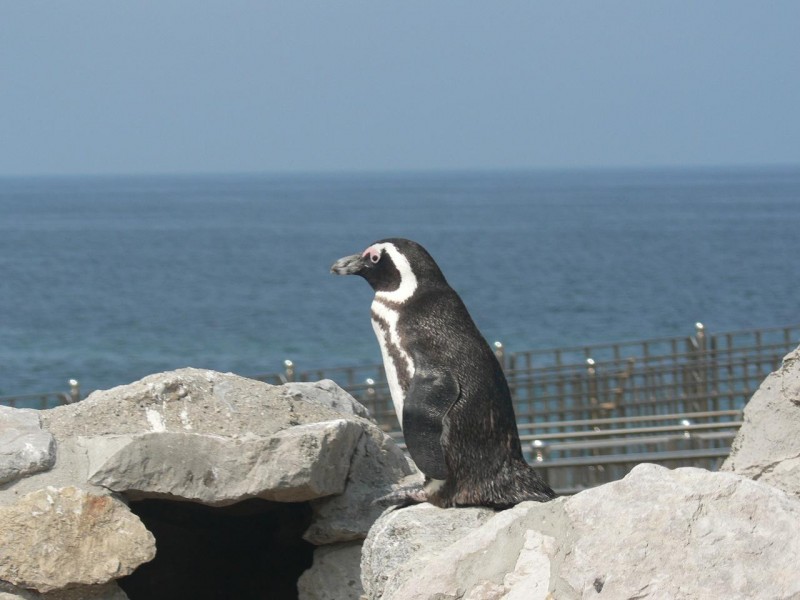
560 464 800 599
282 379 373 420
0 486 155 593
722 347 800 497
84 419 363 504
0 369 414 595
0 406 55 485
363 464 800 600
361 503 497 600
297 541 364 600
0 581 129 600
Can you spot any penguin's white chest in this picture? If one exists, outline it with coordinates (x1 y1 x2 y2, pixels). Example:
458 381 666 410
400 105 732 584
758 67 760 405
370 299 415 428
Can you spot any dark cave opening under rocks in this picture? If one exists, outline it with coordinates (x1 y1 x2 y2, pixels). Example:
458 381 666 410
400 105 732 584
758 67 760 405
118 498 315 600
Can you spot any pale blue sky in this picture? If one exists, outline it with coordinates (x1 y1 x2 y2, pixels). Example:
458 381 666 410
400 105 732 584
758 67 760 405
1 1 798 176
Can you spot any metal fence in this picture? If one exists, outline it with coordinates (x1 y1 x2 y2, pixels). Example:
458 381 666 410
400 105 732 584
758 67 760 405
257 323 797 427
255 322 799 493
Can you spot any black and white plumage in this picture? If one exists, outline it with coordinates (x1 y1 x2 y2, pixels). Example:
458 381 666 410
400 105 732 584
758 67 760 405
331 238 556 509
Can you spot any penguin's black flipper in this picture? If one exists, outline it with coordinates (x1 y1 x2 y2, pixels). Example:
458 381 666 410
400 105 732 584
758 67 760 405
401 369 459 481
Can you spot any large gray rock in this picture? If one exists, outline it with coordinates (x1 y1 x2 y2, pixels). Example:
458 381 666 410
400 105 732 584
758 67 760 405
0 406 55 484
722 347 800 497
84 419 363 504
297 541 364 600
560 464 800 599
0 486 155 593
361 503 497 600
362 464 800 600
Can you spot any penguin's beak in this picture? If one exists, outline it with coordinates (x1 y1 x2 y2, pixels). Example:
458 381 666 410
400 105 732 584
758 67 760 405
331 253 368 276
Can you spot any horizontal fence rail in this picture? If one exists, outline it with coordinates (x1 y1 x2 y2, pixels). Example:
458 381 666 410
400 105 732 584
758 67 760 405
255 322 799 494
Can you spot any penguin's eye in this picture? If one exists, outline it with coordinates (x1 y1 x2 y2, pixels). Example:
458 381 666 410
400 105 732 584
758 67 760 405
363 247 381 264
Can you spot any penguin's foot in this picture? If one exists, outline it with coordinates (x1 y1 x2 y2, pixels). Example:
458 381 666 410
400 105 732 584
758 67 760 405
372 484 429 508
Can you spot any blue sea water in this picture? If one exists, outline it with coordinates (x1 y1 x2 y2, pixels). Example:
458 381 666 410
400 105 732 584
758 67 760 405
1 167 799 396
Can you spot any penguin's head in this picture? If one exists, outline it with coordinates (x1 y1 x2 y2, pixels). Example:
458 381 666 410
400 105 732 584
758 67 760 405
331 238 446 298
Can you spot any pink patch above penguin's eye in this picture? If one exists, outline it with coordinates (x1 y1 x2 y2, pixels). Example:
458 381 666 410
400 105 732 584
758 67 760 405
362 247 381 264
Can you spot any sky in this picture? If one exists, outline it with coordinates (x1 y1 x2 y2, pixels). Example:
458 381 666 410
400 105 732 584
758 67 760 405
1 1 799 176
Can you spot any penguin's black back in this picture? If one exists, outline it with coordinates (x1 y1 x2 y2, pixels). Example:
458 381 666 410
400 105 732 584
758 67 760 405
397 280 526 473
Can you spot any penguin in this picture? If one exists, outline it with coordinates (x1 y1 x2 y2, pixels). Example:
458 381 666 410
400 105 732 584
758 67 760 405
331 238 556 509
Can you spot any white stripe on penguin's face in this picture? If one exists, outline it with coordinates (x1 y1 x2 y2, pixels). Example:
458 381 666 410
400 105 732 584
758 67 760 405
368 242 418 304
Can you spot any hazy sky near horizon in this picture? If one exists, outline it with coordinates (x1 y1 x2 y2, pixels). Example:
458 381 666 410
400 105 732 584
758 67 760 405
1 2 799 176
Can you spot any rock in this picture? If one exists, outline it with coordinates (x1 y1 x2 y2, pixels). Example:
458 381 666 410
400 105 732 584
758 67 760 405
297 541 364 600
0 581 129 599
722 347 800 497
496 529 556 600
0 581 38 600
85 419 363 504
304 431 417 545
362 464 800 600
0 406 55 485
282 379 373 420
560 464 800 599
39 369 361 440
0 486 155 593
361 503 498 600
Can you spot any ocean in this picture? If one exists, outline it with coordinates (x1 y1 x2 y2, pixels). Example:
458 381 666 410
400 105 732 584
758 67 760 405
1 167 799 397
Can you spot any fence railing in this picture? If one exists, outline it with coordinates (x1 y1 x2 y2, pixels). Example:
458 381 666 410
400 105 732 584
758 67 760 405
256 323 797 427
521 409 743 494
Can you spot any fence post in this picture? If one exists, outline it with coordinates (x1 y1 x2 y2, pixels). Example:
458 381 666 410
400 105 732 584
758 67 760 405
695 322 706 351
586 358 599 419
68 379 81 404
612 357 635 416
493 341 505 371
364 377 377 420
685 323 708 413
284 360 295 382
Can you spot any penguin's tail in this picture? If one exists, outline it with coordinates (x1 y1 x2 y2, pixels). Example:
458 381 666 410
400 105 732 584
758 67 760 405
511 462 558 502
449 461 557 509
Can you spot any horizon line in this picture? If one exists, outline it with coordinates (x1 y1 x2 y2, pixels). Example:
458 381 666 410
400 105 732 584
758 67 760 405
1 162 799 180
